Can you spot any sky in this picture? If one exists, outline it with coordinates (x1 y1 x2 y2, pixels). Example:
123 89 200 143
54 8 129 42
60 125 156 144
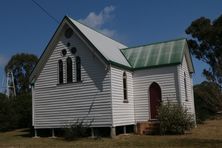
0 0 221 91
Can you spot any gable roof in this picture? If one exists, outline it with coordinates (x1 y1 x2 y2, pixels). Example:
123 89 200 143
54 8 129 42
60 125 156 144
68 17 131 67
30 16 131 82
30 16 194 83
120 38 193 71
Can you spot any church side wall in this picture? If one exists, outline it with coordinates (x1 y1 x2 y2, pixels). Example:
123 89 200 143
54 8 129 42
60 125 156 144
133 66 179 122
110 66 135 126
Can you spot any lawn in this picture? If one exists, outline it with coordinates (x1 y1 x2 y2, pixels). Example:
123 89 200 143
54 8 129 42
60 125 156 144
0 117 222 148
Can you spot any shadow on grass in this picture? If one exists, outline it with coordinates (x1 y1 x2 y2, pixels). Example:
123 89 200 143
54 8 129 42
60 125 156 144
14 128 101 142
15 128 54 138
14 128 32 137
173 138 222 146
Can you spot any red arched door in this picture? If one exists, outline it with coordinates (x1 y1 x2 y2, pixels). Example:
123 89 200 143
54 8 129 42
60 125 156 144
149 82 161 119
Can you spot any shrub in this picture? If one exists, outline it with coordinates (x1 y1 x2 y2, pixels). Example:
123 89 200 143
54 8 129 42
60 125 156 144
63 101 94 140
158 102 195 135
63 118 93 140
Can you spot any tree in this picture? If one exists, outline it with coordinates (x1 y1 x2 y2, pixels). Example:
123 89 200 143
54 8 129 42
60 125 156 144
0 94 18 131
14 94 32 128
5 53 38 95
194 81 222 123
186 15 222 85
0 91 32 131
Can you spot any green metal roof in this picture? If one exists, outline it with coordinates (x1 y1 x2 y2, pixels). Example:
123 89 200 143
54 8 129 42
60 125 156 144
120 38 186 69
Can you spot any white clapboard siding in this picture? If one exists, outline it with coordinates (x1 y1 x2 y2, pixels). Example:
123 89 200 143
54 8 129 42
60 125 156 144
110 66 135 126
178 56 195 115
133 66 179 122
33 26 112 129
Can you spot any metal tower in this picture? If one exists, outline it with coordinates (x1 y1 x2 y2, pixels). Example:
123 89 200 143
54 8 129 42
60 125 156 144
6 70 16 97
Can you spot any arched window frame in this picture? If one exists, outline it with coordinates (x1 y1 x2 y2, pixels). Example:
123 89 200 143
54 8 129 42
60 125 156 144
184 72 188 101
58 60 63 84
76 56 81 82
66 57 73 83
123 72 128 103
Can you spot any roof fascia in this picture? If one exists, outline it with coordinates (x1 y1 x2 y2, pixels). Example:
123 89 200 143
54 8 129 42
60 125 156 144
109 60 133 71
30 16 110 83
65 16 109 66
184 40 195 73
132 62 181 71
109 60 181 72
29 17 66 83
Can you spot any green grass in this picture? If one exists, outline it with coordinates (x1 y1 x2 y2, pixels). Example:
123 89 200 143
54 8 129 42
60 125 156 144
0 117 222 148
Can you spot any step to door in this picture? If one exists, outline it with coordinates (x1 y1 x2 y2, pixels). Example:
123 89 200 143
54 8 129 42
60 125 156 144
136 121 160 135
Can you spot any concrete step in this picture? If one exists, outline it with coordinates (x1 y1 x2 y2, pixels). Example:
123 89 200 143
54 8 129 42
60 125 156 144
136 121 160 135
143 129 160 135
145 124 159 128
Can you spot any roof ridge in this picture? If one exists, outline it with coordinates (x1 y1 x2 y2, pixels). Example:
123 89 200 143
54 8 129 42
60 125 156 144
120 37 186 51
66 16 131 67
66 16 127 47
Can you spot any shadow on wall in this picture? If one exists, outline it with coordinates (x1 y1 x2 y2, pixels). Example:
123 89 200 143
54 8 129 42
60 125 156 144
81 54 108 92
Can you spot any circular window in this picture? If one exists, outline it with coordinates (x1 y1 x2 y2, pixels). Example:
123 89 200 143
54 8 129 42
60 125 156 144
61 49 67 56
67 42 71 47
65 28 73 38
70 47 77 54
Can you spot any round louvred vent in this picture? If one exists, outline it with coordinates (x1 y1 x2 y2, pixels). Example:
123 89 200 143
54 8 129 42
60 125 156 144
61 49 67 56
70 47 77 54
65 28 73 38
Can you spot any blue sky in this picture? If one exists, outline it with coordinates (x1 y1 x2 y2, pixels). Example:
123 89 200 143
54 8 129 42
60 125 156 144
0 0 221 91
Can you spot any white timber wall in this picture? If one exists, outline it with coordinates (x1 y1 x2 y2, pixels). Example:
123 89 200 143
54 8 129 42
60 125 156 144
110 66 135 126
178 56 195 115
133 66 179 122
33 25 112 128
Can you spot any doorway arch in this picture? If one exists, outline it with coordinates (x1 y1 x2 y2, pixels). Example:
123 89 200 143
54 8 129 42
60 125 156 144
149 82 161 119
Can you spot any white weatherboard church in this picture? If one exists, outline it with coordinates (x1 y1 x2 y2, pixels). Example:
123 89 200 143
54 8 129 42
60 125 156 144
30 16 196 137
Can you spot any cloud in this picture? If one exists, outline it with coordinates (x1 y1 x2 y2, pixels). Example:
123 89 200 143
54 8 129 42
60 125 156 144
0 55 8 68
79 5 116 37
99 28 116 37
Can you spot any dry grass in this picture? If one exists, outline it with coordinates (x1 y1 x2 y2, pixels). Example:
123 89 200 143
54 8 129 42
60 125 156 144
0 117 222 148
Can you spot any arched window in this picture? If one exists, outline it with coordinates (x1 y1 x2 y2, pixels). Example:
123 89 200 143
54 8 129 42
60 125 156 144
67 57 73 83
184 72 188 101
123 72 128 102
58 60 63 84
76 56 81 82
